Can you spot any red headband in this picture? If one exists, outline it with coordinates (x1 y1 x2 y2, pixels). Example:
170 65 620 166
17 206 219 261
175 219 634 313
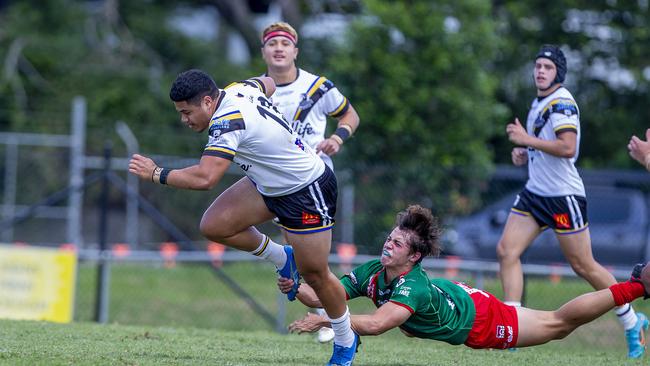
262 30 297 45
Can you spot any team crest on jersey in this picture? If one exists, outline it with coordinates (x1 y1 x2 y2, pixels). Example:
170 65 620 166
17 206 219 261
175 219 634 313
298 93 313 110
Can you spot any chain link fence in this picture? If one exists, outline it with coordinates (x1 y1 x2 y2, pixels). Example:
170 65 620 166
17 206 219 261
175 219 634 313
3 121 650 353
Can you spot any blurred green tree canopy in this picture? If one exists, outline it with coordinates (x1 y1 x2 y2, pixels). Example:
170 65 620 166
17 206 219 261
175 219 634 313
0 0 648 251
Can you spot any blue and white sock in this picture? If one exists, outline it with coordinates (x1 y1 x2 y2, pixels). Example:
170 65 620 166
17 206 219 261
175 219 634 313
250 235 286 268
615 304 638 330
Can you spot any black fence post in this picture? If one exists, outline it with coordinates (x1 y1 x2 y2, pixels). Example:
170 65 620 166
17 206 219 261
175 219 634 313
94 141 112 323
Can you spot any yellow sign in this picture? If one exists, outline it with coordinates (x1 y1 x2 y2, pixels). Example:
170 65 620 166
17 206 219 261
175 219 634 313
0 245 77 323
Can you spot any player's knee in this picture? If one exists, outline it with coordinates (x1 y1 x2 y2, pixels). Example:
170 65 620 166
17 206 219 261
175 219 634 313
552 323 573 340
496 241 516 262
301 270 331 291
567 258 595 278
550 314 576 340
199 218 231 241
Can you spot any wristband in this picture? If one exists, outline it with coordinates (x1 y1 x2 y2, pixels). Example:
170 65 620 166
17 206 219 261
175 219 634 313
645 154 650 172
331 125 352 145
152 166 163 183
159 168 171 185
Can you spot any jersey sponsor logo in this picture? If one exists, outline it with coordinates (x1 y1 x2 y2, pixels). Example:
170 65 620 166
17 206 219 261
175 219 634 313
496 325 505 339
236 162 252 172
348 272 358 285
301 212 321 225
292 120 315 137
397 286 411 297
209 118 245 138
274 90 293 97
396 278 406 288
553 213 571 229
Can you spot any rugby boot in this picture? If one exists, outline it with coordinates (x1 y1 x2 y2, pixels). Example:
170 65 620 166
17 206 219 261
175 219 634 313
277 245 300 301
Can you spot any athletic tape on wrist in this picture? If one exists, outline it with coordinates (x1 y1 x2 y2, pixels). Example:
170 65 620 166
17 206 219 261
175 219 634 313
152 166 163 183
159 168 171 185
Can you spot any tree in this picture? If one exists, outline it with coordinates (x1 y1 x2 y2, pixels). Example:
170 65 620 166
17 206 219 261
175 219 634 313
490 0 650 168
321 0 507 251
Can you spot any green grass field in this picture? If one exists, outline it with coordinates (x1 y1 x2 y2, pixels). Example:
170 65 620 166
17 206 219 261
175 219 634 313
0 318 644 365
2 261 649 365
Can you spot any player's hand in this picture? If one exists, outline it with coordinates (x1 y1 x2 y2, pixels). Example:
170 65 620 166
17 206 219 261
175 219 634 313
316 138 341 156
506 118 529 146
288 313 327 334
628 129 650 170
511 147 528 166
277 277 295 294
128 154 158 181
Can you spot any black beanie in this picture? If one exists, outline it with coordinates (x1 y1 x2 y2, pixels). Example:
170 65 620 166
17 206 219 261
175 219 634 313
536 45 567 84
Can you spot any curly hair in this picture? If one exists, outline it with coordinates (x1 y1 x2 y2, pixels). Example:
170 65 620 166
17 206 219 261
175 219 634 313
169 69 218 105
395 204 442 263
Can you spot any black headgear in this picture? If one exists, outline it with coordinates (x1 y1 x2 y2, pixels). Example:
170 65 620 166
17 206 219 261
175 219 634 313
535 45 567 84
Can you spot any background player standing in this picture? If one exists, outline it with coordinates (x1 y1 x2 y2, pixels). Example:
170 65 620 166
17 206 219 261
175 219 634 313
260 21 361 344
497 45 647 358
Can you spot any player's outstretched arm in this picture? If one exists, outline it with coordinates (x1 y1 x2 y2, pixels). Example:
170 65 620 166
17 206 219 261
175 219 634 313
288 301 411 336
348 302 411 336
129 154 231 190
278 277 321 307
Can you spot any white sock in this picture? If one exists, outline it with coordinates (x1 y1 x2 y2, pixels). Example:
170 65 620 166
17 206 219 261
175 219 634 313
615 304 638 330
315 308 328 317
250 235 286 268
329 307 355 347
504 301 521 307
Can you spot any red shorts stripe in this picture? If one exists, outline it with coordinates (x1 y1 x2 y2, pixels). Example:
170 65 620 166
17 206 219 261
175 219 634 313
464 290 519 349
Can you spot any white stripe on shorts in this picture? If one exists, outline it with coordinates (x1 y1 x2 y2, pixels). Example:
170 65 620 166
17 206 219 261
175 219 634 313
565 195 583 228
308 182 331 226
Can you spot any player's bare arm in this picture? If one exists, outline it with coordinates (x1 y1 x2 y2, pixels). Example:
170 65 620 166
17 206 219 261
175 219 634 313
278 278 322 308
506 118 577 158
317 105 360 156
251 76 276 98
628 128 650 171
289 301 411 336
347 302 411 336
128 154 231 190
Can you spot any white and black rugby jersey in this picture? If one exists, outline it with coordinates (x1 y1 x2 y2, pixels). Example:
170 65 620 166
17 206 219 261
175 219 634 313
524 87 585 197
269 68 350 169
203 79 325 197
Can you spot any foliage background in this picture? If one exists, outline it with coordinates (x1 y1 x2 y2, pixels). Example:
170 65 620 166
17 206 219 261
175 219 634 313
0 0 648 253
